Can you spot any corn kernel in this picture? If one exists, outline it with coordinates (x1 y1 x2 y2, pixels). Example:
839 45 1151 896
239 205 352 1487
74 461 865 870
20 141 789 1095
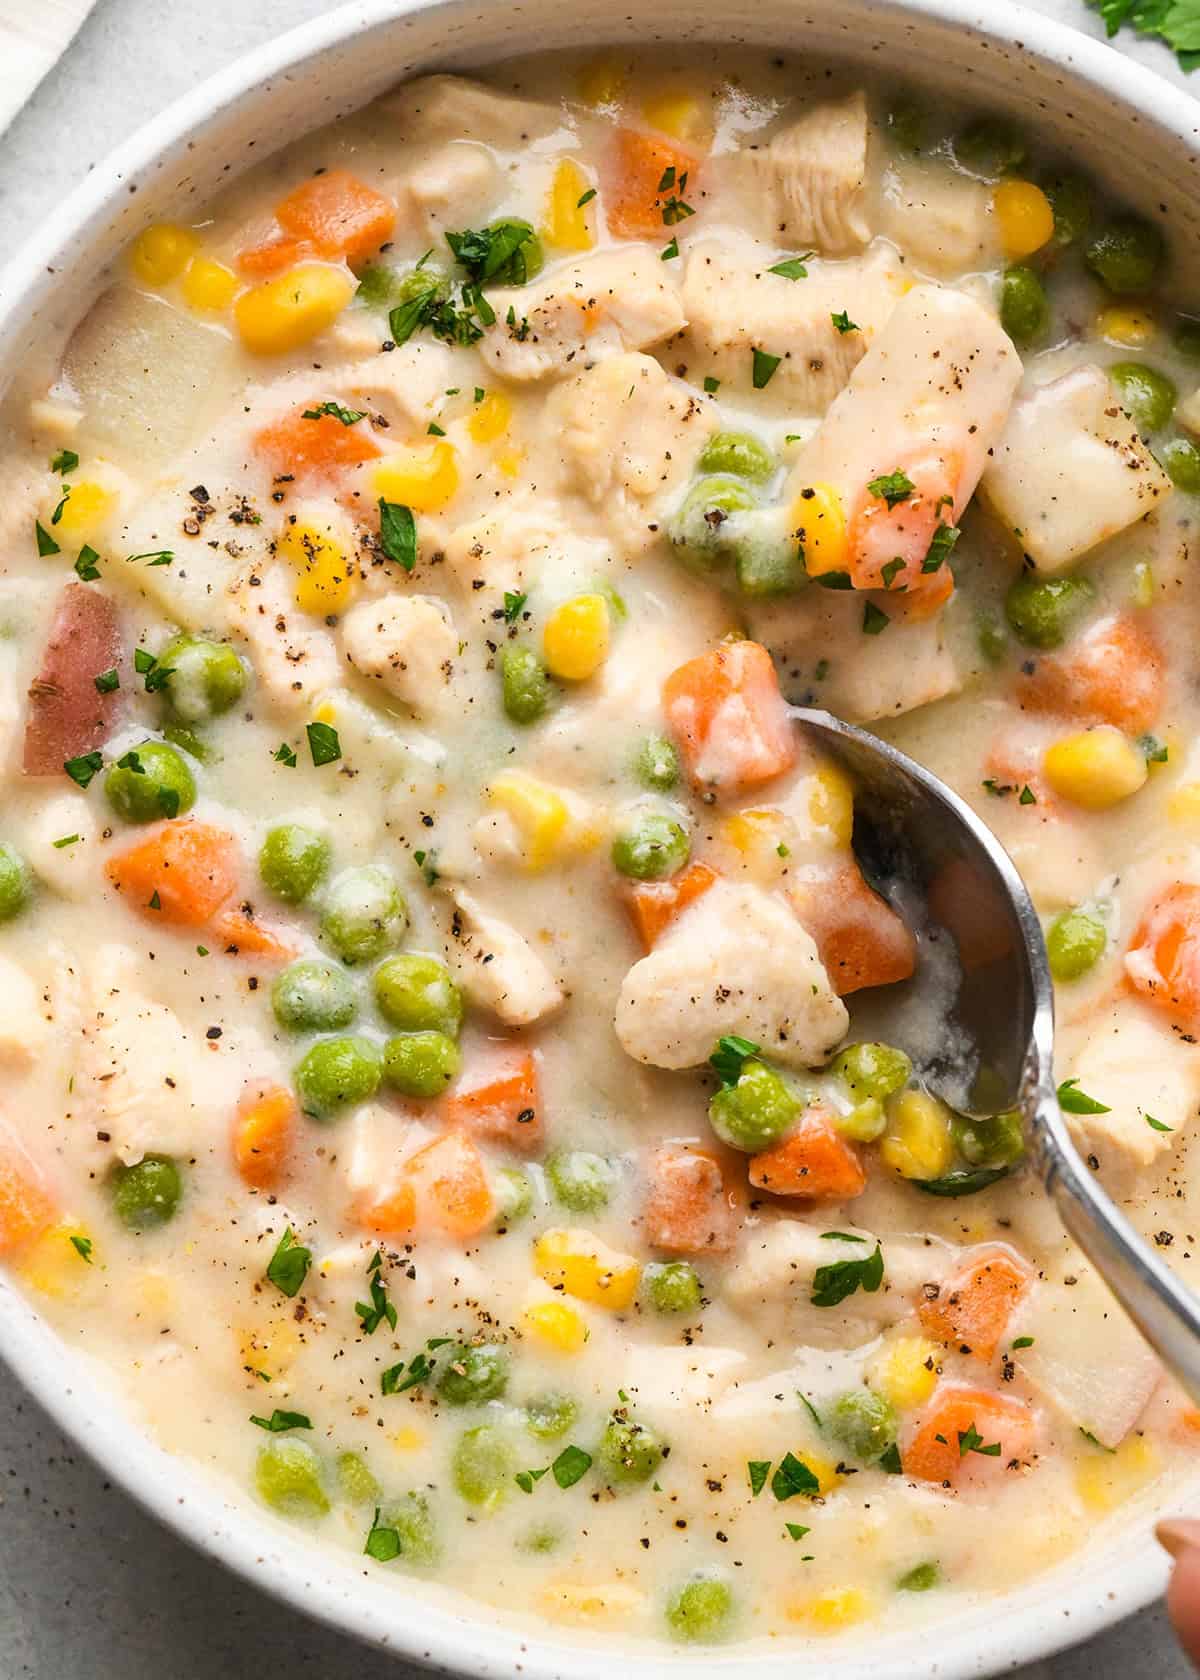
880 1089 955 1180
277 520 356 616
807 763 855 848
182 256 239 312
524 1298 589 1352
373 440 459 513
467 390 512 445
1131 559 1155 607
1097 306 1157 349
488 771 572 871
130 222 199 288
534 1228 640 1311
16 1221 94 1301
868 1334 940 1410
1043 727 1148 810
495 447 524 479
993 180 1055 260
576 57 626 107
642 90 707 144
543 160 595 254
1074 1432 1160 1513
1169 782 1200 824
391 1426 425 1451
786 1588 872 1631
543 593 611 681
138 1271 173 1314
51 478 115 540
234 261 355 354
239 1317 301 1381
798 1450 841 1496
539 1578 645 1624
792 482 847 578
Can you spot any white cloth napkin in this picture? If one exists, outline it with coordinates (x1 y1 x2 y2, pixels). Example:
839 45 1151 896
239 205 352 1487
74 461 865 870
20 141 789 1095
0 0 99 135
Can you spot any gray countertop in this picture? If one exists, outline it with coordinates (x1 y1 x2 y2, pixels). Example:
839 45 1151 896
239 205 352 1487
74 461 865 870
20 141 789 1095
0 1 1194 1674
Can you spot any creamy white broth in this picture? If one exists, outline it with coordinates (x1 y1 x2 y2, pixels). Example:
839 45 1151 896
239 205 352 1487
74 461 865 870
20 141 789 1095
2 45 1200 1648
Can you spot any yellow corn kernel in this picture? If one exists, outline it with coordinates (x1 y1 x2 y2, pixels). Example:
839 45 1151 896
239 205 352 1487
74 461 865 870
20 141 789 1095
52 479 115 540
495 447 524 479
880 1089 955 1180
1074 1432 1160 1513
576 57 626 107
234 261 355 355
868 1335 940 1410
1131 559 1155 607
1169 782 1200 824
524 1298 589 1352
642 90 706 144
1043 726 1148 810
993 180 1055 260
130 222 199 287
534 1228 640 1311
807 763 855 848
182 256 239 312
373 440 459 513
488 770 571 871
543 593 611 682
538 1578 645 1625
467 390 512 445
791 482 847 578
723 808 783 854
543 160 595 254
277 520 356 616
786 1588 872 1631
138 1271 173 1314
239 1317 302 1381
1097 306 1157 349
16 1222 94 1301
391 1426 425 1451
798 1450 841 1497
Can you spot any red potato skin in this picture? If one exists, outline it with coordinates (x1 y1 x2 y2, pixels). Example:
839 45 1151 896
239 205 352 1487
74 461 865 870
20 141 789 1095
23 584 123 775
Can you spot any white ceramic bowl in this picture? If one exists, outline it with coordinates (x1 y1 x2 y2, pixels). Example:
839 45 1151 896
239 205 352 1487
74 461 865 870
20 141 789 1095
1 1 1198 1673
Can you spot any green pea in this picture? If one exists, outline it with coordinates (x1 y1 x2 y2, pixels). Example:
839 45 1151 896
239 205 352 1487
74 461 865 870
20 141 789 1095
733 514 806 599
644 1261 702 1315
390 265 451 312
611 809 690 881
634 732 680 792
383 1031 460 1097
336 1450 381 1506
897 1561 941 1593
294 1035 382 1119
546 1150 616 1213
259 823 330 903
953 117 1026 179
163 720 212 764
1004 572 1094 650
1000 266 1049 347
886 99 926 156
320 866 407 965
158 634 245 723
668 474 758 571
951 1111 1025 1169
453 1424 518 1510
1160 437 1200 495
828 1389 898 1461
501 644 554 725
1085 216 1164 295
1046 907 1107 981
110 1153 182 1231
834 1097 887 1142
597 1414 665 1486
1109 362 1177 432
1173 316 1200 360
698 431 775 483
377 1490 439 1566
830 1041 912 1102
494 1167 533 1226
255 1439 329 1518
977 613 1009 666
104 741 196 824
525 1392 579 1441
437 1342 510 1406
1041 171 1092 246
0 843 32 922
272 959 358 1033
374 953 463 1035
518 1524 561 1554
665 1570 735 1644
709 1059 799 1153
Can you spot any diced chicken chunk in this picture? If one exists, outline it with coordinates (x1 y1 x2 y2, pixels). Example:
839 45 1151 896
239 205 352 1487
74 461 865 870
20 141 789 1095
226 563 340 715
407 143 499 238
339 593 458 717
678 238 903 413
16 792 99 900
479 247 686 382
982 366 1171 573
0 954 51 1069
614 878 847 1071
1062 1000 1200 1172
612 1344 748 1433
740 92 872 255
23 583 125 775
331 340 456 431
444 889 565 1026
384 74 563 150
878 160 998 277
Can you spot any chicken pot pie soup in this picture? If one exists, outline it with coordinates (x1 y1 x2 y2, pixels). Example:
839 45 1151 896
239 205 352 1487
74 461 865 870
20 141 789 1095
1 49 1199 1647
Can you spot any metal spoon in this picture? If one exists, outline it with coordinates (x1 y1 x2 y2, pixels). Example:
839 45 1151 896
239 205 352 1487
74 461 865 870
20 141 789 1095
793 704 1200 1403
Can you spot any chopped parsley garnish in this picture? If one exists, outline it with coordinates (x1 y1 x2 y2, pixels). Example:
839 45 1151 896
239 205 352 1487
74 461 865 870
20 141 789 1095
1018 784 1037 805
52 833 80 849
552 1444 593 1488
503 589 527 623
94 667 120 694
661 237 680 261
134 646 174 693
306 720 342 767
250 1408 312 1432
1057 1077 1111 1115
427 421 446 437
69 1234 93 1262
50 449 79 475
355 1250 398 1336
446 219 541 286
273 742 297 768
129 550 174 567
784 1522 811 1542
1084 0 1200 72
1145 1112 1174 1132
814 570 853 589
50 486 71 524
767 254 813 280
148 889 162 910
1139 733 1169 764
810 1241 884 1307
799 1393 822 1429
301 400 366 426
265 1226 311 1298
703 376 721 394
1010 1335 1035 1350
751 348 782 389
867 468 916 509
657 167 696 225
771 1452 820 1501
709 1034 759 1087
364 1508 402 1563
957 1423 1001 1458
381 1350 436 1395
576 187 597 208
878 1442 903 1474
379 498 417 571
922 522 960 572
63 750 103 789
1079 1427 1114 1453
413 849 439 887
879 557 906 590
982 778 1014 798
35 520 60 557
747 1459 771 1497
515 1466 550 1494
831 310 859 333
820 1231 866 1242
862 600 890 636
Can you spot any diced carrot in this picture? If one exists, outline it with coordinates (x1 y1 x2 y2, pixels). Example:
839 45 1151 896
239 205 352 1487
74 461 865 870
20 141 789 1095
0 1129 55 1256
889 562 955 623
106 821 238 926
847 449 962 605
23 583 125 776
621 860 719 950
1126 883 1200 1030
642 1145 739 1254
212 906 300 964
233 1083 297 1189
903 1384 1035 1484
442 1047 543 1154
275 169 396 264
789 860 916 995
1014 613 1165 735
405 1132 495 1239
356 1180 417 1235
607 130 700 240
236 235 313 278
254 407 381 483
748 1105 866 1199
662 639 796 799
919 1248 1033 1361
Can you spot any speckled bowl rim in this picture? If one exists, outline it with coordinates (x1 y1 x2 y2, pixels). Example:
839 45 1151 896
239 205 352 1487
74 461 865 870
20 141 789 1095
0 0 1197 1674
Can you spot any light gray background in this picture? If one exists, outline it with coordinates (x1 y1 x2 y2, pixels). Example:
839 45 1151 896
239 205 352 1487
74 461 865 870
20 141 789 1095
0 0 1193 1674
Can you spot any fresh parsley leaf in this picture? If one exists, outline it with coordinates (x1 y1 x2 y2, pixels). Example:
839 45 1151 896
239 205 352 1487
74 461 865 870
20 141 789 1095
35 520 60 557
265 1226 311 1298
912 1166 1011 1197
301 400 366 426
957 1423 1001 1457
751 348 781 389
384 1351 436 1395
1146 1112 1175 1132
364 1508 402 1563
69 1234 93 1262
94 668 120 694
576 187 597 208
799 1394 822 1429
1018 784 1037 805
784 1522 811 1541
503 590 527 623
427 421 446 436
703 375 721 394
133 647 173 693
1079 1427 1115 1453
446 219 540 286
250 1409 312 1432
658 166 677 192
661 237 680 261
147 889 162 911
922 523 960 572
355 1252 397 1336
879 556 906 590
831 309 859 333
306 721 342 767
1011 1335 1035 1350
771 1451 820 1501
747 1459 771 1497
378 498 417 571
1139 732 1169 764
515 1467 549 1494
50 486 71 525
128 550 174 566
551 1445 593 1488
767 255 813 280
879 1442 903 1474
708 1034 760 1088
273 742 297 768
813 570 853 589
1057 1077 1111 1115
1083 0 1200 71
862 600 890 636
388 283 440 347
820 1231 867 1242
63 750 103 789
52 833 80 850
51 449 79 475
810 1241 884 1307
867 469 916 509
897 1561 940 1592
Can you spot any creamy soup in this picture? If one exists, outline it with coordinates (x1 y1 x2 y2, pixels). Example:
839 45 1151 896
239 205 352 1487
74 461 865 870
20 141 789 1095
2 46 1200 1650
